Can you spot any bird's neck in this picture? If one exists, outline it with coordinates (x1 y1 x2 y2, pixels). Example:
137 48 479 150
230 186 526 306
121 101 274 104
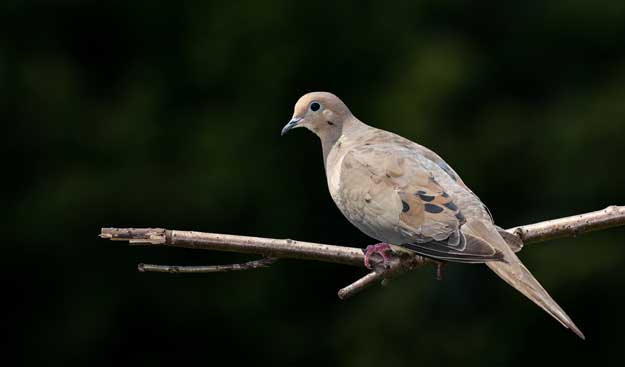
321 117 368 165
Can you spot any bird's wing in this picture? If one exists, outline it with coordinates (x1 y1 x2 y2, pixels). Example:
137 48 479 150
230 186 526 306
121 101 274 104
338 144 503 263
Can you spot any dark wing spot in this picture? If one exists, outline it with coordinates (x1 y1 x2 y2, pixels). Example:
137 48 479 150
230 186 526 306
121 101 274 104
441 192 449 198
401 200 410 213
455 212 466 222
424 203 443 214
416 191 435 202
443 202 458 211
326 121 335 126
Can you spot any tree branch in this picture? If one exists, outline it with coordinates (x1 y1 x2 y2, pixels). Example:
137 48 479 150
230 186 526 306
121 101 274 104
101 205 625 299
509 205 625 243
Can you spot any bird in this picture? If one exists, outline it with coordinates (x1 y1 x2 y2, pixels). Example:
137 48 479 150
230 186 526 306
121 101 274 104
281 91 584 339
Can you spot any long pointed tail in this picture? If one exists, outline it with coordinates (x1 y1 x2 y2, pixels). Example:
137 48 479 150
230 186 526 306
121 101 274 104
486 258 584 339
466 220 585 339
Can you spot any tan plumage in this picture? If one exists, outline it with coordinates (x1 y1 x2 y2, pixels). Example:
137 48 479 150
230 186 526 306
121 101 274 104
282 91 584 339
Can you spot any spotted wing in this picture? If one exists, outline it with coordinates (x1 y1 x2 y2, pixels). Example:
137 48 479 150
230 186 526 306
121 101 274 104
340 144 503 263
395 174 504 263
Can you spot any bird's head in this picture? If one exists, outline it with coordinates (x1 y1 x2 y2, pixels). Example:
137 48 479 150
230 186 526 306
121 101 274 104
281 92 352 140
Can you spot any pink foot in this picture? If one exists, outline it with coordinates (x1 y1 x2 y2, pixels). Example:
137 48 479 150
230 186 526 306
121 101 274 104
363 243 394 269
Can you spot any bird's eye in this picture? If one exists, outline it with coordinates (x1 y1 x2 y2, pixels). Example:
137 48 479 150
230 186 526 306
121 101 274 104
310 102 321 112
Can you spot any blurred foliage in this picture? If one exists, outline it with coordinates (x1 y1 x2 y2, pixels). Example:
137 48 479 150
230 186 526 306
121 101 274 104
4 0 625 366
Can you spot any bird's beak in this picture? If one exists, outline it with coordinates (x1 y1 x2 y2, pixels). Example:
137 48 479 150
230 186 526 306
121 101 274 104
281 117 302 136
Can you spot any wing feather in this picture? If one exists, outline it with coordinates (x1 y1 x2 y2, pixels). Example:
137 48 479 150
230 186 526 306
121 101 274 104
340 145 504 262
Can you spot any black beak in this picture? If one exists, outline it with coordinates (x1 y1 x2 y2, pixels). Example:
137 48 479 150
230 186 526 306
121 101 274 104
281 117 302 136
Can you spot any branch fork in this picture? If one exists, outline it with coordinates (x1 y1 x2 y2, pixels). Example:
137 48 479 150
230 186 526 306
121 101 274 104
101 206 625 299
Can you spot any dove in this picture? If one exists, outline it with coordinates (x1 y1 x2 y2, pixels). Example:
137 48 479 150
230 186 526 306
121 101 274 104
281 91 584 339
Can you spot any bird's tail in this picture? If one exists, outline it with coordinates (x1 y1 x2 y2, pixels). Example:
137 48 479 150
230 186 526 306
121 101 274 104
465 220 585 339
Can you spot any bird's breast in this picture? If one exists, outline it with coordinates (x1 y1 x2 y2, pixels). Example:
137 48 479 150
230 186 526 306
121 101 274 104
324 139 350 203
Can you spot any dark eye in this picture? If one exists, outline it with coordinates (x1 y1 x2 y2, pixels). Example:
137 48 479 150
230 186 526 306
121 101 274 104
310 102 321 112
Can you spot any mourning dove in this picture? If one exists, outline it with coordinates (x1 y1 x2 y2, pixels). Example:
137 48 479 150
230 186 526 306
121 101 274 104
281 92 584 339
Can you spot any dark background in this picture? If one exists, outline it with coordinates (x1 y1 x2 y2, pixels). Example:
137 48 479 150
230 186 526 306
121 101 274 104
6 1 625 365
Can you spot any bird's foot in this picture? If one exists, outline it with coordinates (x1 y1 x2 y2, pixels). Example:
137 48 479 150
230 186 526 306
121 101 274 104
435 262 446 281
363 243 394 270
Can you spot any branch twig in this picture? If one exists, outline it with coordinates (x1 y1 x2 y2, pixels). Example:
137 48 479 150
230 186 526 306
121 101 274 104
337 251 431 300
101 205 625 299
137 257 278 273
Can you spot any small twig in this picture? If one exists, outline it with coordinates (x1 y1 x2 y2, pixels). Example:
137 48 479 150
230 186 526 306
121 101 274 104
101 205 625 299
338 271 387 300
337 247 431 299
137 257 278 273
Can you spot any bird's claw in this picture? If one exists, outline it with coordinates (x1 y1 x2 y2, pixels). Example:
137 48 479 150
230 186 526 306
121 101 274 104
363 243 394 269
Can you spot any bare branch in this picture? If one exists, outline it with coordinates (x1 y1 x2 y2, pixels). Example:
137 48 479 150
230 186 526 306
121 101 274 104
337 250 431 300
509 205 625 244
338 271 387 300
138 257 278 273
101 205 625 299
101 228 365 266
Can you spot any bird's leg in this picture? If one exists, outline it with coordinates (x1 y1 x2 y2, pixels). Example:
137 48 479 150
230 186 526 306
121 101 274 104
436 262 446 281
362 243 394 269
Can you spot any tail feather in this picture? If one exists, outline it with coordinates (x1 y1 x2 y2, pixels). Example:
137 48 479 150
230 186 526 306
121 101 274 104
485 260 585 339
464 220 585 339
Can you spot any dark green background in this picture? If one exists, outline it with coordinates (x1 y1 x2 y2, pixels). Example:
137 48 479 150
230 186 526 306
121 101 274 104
6 1 625 365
